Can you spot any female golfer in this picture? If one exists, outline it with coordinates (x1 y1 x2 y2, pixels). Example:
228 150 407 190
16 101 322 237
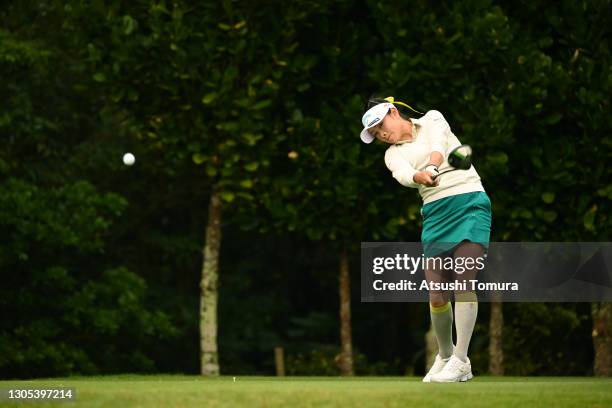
360 97 492 382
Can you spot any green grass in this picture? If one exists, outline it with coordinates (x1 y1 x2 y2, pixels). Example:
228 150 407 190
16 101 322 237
1 376 611 407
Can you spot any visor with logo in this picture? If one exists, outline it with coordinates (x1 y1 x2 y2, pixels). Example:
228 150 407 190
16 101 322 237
360 102 394 144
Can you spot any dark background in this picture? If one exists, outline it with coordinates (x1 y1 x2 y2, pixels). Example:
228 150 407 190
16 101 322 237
0 0 609 378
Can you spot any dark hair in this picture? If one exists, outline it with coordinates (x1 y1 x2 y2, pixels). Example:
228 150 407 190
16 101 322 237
364 96 388 113
365 95 413 120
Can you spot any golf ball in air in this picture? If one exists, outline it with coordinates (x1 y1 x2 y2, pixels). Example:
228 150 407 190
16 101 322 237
123 153 135 166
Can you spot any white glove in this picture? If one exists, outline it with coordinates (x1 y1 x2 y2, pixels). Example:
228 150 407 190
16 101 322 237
424 164 440 177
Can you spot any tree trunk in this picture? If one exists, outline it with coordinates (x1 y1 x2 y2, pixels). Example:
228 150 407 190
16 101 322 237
338 248 354 376
489 300 504 375
200 188 222 376
592 302 612 376
274 347 285 376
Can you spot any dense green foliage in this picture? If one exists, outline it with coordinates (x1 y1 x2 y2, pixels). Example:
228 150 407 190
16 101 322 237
1 0 609 378
0 27 178 377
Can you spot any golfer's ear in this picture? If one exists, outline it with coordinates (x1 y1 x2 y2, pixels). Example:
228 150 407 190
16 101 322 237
388 106 400 117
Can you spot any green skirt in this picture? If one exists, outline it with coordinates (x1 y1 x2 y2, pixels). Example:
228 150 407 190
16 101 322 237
421 191 492 257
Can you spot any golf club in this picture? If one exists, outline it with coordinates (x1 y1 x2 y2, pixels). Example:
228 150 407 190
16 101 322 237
431 144 473 179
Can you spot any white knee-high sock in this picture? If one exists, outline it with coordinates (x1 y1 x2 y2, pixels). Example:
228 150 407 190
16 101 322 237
454 300 478 362
430 302 454 359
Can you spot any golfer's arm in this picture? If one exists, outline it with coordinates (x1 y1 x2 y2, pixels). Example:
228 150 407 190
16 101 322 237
385 150 419 188
426 110 449 167
427 151 444 167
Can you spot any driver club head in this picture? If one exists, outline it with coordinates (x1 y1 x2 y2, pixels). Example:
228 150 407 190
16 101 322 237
448 145 472 170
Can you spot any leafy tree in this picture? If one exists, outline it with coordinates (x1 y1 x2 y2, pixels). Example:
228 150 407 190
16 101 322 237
1 0 609 378
367 0 611 375
0 28 176 378
58 0 331 375
252 0 421 375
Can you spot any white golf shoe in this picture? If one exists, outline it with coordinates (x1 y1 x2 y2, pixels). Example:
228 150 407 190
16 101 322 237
422 354 452 382
430 355 473 382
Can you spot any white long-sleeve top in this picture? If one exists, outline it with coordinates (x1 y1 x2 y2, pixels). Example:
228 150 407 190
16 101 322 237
384 110 485 204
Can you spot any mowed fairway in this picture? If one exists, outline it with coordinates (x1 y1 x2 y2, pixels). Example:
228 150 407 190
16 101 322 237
2 376 611 407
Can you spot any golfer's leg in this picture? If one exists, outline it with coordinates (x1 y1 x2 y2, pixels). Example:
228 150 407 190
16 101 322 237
426 261 453 358
453 242 483 362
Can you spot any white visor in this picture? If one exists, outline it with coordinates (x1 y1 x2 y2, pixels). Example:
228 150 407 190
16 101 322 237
359 102 393 143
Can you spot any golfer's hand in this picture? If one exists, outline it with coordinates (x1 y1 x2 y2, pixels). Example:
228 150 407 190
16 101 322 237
413 171 440 187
